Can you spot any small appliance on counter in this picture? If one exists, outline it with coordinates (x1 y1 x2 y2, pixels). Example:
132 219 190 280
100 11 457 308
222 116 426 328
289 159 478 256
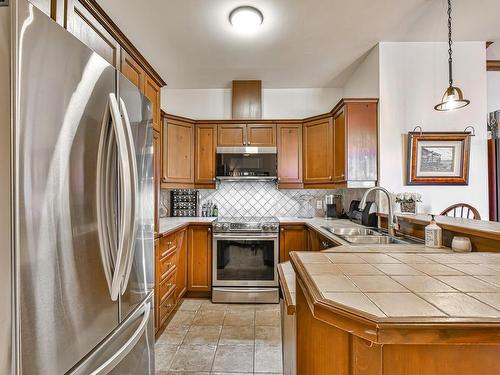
347 200 378 227
325 194 342 219
170 189 198 217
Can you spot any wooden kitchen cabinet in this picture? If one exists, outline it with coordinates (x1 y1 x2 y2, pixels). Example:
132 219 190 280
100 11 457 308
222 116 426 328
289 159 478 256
195 123 217 187
277 123 303 188
155 232 177 333
162 115 195 186
175 228 188 301
332 108 346 182
247 124 276 146
218 124 247 146
153 129 161 235
121 49 145 91
280 225 308 262
341 100 378 185
303 117 333 186
218 123 276 146
308 228 339 251
66 0 120 67
144 75 161 133
187 225 212 293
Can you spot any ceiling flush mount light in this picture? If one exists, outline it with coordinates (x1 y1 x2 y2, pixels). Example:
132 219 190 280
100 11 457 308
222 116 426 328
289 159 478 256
229 6 264 33
434 0 470 111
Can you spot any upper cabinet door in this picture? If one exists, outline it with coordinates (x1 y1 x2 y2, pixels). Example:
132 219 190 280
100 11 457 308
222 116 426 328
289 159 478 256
195 124 217 186
247 124 276 147
162 118 194 185
218 124 246 146
144 75 161 132
277 123 302 187
332 109 346 182
345 102 378 182
303 118 333 184
121 49 145 92
66 0 120 68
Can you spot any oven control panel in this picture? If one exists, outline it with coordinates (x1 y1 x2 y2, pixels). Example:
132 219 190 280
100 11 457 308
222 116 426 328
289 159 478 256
213 221 279 233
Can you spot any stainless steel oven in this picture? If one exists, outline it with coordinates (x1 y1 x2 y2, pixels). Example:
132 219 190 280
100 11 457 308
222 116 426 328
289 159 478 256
212 217 279 303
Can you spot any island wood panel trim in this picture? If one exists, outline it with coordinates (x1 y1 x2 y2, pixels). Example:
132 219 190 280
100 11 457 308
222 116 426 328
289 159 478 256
277 123 303 186
278 264 296 315
290 252 500 345
68 0 166 86
296 280 350 375
378 214 500 251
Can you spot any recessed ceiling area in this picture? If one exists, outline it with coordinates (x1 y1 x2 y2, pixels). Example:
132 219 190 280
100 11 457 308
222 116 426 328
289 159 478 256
98 0 500 88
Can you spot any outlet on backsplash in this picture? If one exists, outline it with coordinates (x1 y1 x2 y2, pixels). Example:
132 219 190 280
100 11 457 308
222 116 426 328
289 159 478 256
160 183 369 218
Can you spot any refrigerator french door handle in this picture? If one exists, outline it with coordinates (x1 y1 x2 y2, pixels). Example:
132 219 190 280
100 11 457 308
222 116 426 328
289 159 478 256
108 93 134 301
96 94 129 301
88 302 151 375
118 98 138 295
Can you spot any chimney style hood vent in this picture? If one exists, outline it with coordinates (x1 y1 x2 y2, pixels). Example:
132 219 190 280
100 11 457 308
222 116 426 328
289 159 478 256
232 80 262 119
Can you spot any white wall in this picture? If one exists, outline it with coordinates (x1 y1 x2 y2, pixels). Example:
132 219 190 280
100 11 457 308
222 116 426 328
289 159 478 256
343 45 380 98
161 87 343 119
378 42 488 219
487 72 500 113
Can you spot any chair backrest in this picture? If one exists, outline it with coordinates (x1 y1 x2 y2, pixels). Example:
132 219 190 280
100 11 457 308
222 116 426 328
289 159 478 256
440 203 481 220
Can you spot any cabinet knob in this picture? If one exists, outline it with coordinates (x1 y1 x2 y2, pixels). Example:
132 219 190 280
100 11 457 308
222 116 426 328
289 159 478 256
278 177 281 181
248 141 251 145
212 177 216 181
328 176 332 180
208 228 211 233
280 228 284 232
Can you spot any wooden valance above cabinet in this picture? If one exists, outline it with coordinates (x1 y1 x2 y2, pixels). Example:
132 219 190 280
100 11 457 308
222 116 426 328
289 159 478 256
161 98 378 190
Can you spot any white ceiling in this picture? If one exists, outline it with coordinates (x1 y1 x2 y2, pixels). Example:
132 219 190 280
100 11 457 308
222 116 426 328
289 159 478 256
98 0 500 88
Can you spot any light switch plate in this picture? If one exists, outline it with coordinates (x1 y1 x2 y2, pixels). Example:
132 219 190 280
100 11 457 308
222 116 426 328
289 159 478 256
316 200 323 209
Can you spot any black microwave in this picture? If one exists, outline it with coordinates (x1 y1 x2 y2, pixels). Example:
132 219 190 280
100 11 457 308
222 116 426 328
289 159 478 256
216 147 277 181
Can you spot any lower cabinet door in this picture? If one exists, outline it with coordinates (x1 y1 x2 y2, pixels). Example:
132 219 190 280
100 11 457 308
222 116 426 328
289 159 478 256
187 225 212 292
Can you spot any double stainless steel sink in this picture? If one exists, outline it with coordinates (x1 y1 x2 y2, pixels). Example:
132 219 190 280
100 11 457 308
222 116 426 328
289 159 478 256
321 226 420 245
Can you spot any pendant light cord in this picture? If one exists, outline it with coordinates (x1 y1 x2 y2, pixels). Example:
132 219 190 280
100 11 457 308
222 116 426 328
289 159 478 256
447 0 453 87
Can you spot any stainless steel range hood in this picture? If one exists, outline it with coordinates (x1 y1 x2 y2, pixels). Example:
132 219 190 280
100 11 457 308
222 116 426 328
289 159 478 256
216 147 277 181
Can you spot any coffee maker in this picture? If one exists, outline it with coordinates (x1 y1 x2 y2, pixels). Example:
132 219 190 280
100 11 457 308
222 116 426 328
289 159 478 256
324 194 340 219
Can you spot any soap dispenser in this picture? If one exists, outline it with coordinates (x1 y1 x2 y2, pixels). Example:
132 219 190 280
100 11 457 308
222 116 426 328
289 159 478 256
425 214 442 248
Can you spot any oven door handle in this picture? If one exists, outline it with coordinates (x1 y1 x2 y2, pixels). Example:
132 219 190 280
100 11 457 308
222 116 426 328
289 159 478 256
213 234 278 240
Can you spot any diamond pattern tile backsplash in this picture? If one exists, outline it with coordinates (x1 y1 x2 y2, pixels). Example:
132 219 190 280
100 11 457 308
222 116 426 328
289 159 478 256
160 182 369 218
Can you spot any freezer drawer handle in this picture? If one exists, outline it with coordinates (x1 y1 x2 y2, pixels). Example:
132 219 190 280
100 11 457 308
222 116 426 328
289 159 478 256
89 302 151 375
118 98 139 295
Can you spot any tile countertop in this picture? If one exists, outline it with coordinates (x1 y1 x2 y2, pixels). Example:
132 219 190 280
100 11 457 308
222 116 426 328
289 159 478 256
158 217 216 236
289 250 500 322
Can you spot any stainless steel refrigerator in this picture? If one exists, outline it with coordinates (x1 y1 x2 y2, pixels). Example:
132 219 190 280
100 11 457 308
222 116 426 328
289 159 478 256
0 0 155 374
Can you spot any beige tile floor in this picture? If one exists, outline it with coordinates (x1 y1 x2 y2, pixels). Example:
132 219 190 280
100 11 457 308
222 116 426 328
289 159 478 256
155 298 283 375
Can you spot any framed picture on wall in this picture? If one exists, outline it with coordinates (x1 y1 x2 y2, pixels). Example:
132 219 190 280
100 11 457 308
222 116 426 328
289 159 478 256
406 132 471 185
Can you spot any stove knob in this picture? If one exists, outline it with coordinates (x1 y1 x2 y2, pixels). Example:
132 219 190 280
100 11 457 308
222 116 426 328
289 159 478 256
214 223 221 230
222 223 230 231
262 224 270 231
270 224 278 231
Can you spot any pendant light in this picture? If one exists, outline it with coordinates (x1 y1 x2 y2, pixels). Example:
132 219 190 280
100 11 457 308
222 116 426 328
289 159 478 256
434 0 470 111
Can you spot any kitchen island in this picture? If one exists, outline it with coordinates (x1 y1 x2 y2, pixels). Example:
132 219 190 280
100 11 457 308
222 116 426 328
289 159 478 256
283 247 500 375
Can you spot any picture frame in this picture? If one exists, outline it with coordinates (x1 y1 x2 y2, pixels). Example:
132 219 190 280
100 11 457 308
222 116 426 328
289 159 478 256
406 132 471 185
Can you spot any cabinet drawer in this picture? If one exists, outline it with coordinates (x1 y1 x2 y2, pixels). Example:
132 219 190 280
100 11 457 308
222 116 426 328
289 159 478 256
159 248 177 280
159 270 176 303
159 233 177 259
159 289 176 326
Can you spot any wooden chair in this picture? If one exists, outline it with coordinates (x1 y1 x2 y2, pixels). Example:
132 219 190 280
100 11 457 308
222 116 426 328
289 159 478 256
440 203 481 220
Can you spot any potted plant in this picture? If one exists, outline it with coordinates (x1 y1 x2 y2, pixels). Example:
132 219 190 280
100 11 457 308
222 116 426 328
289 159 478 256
395 192 422 214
